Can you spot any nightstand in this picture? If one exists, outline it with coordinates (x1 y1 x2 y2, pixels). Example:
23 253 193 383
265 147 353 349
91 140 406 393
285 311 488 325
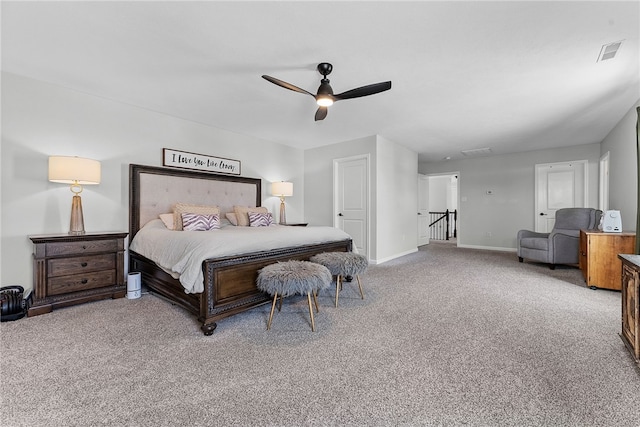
28 232 127 317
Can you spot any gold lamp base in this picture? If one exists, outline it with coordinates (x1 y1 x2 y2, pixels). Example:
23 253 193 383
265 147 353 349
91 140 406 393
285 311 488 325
279 197 287 225
69 194 85 235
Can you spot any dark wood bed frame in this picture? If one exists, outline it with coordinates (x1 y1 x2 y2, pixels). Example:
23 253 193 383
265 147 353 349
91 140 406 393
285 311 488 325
129 164 352 335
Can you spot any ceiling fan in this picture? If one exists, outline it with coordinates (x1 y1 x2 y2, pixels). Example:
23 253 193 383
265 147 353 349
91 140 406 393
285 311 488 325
262 63 392 121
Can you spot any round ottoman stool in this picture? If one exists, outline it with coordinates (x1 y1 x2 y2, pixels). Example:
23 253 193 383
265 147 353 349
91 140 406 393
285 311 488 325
309 252 368 307
256 260 332 332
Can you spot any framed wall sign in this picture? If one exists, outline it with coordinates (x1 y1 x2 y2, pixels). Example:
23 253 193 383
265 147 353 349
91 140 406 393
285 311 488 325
162 148 241 176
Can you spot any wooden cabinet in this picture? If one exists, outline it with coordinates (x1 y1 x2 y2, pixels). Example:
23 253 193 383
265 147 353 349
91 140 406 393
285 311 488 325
28 232 127 317
619 255 640 367
579 230 636 290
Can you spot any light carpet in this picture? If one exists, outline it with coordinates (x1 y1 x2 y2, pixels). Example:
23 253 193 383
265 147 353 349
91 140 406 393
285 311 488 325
1 242 639 426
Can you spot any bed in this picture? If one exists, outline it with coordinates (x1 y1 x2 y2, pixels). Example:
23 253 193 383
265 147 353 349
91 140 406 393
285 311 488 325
128 164 352 335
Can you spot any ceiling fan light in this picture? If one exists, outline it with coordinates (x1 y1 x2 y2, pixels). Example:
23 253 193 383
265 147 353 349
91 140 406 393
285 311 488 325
317 96 334 107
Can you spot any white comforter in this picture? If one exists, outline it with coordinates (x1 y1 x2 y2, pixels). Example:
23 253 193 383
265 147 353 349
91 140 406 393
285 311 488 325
129 219 352 293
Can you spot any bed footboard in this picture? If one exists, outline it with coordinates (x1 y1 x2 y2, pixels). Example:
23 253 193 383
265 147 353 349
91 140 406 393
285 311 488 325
129 251 202 316
130 239 352 335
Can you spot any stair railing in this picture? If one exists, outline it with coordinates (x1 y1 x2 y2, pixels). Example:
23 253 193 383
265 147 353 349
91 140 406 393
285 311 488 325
429 209 457 241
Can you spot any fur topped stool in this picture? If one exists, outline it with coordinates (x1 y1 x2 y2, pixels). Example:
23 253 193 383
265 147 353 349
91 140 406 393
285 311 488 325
256 260 332 332
309 252 368 307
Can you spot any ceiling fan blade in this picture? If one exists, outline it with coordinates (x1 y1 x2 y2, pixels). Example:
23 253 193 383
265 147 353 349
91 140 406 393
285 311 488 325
262 75 314 96
334 81 392 101
315 107 328 121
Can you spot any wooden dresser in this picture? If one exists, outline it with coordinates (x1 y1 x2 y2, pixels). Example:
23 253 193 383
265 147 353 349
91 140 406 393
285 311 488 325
579 230 636 290
28 232 127 317
619 254 640 367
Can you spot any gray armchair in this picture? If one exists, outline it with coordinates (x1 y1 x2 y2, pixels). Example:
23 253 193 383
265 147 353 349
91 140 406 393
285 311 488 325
517 208 602 269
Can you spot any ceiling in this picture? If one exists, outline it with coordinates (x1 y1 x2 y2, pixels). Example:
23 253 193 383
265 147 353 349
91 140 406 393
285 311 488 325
2 1 639 163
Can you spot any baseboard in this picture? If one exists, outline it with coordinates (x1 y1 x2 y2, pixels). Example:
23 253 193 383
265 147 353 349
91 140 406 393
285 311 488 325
457 244 517 252
371 248 418 265
371 245 515 264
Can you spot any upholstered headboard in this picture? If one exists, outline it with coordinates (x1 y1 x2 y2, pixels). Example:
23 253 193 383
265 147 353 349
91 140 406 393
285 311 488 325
129 164 261 239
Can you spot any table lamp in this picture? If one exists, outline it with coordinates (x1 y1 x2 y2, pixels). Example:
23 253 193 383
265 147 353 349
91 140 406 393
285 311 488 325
271 181 293 225
48 156 101 235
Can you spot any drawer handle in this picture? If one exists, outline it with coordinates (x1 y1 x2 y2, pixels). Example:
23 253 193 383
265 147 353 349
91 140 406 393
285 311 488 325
82 245 87 250
81 279 88 284
81 262 88 267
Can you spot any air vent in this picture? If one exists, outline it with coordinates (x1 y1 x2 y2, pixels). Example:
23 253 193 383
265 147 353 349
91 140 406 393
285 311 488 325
597 40 624 62
461 147 492 157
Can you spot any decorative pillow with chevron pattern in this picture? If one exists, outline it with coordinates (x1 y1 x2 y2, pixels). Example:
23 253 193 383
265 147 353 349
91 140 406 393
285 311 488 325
233 206 268 226
181 213 221 231
173 203 220 230
248 212 275 227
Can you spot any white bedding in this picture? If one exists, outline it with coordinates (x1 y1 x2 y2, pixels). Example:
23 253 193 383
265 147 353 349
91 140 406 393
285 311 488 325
129 219 352 293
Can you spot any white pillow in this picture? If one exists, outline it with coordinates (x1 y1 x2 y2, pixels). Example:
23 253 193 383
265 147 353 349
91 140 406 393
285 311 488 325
159 213 175 230
225 212 238 226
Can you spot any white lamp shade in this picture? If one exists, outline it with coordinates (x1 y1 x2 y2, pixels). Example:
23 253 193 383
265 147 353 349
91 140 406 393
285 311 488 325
49 156 101 185
271 181 293 197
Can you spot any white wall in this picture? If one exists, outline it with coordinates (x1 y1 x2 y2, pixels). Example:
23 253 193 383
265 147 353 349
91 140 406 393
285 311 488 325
375 135 418 263
420 143 601 250
1 72 304 290
304 134 418 263
601 100 639 232
428 175 451 212
304 135 379 259
303 135 377 227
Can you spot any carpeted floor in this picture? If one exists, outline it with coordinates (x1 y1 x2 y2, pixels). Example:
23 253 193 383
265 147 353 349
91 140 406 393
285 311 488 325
1 242 639 426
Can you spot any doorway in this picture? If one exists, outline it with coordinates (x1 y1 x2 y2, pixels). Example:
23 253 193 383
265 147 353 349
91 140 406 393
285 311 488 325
422 172 459 245
334 155 370 258
534 160 588 232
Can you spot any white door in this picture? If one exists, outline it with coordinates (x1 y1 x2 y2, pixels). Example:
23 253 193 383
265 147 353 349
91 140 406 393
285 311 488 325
535 160 588 232
334 156 369 258
417 174 430 246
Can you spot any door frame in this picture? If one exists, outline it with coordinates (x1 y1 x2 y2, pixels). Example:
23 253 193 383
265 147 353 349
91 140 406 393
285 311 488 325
417 174 430 246
333 154 371 259
599 151 610 212
424 171 460 245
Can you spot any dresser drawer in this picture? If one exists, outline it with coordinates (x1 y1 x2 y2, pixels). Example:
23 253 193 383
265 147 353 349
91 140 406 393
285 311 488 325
621 263 639 359
48 254 116 277
48 270 117 295
45 239 118 257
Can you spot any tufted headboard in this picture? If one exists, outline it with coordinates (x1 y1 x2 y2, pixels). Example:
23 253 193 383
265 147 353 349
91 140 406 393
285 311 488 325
129 164 261 239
